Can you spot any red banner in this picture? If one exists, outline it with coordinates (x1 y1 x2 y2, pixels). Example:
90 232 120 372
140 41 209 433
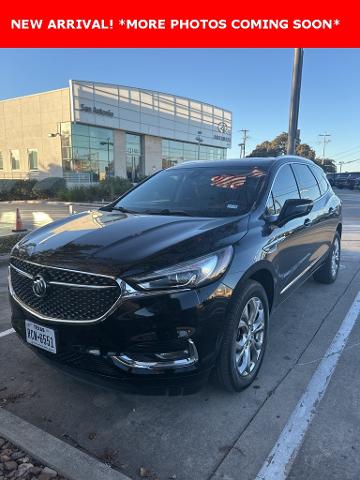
0 0 358 47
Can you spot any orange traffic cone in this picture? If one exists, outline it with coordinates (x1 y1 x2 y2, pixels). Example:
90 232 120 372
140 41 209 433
12 208 27 233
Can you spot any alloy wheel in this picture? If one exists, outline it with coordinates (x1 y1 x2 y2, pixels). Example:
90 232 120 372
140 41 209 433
234 297 265 377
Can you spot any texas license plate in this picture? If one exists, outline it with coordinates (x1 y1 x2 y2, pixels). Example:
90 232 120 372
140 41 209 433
25 320 57 354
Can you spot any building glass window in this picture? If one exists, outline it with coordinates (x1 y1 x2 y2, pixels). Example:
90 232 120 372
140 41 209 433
28 149 38 170
10 150 20 170
162 139 226 169
0 152 3 170
126 134 143 182
61 122 114 182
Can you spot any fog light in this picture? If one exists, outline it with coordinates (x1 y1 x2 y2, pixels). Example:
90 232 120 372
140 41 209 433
154 350 190 361
111 339 198 371
87 349 101 356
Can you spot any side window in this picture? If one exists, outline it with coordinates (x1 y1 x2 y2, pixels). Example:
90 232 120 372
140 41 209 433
310 166 329 195
267 165 300 215
292 164 321 201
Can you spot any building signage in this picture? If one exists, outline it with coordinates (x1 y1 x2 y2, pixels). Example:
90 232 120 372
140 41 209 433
217 122 231 135
214 134 231 143
215 122 231 142
80 103 114 117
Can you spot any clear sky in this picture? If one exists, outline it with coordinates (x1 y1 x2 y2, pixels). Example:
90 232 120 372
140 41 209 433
1 48 359 171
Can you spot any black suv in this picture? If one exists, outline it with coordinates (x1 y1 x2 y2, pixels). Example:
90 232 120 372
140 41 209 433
9 156 342 394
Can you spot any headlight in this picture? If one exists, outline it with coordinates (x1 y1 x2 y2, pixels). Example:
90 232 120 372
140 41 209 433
131 246 233 291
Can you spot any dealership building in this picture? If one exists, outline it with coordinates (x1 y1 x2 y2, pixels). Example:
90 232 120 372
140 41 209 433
0 80 232 185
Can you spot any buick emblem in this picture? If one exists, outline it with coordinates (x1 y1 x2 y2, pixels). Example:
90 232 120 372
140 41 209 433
218 122 230 134
32 275 47 298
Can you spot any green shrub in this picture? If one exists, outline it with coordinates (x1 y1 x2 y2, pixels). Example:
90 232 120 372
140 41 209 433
101 177 134 200
0 179 38 201
0 180 19 200
0 176 133 202
14 179 38 199
57 177 133 202
33 177 66 198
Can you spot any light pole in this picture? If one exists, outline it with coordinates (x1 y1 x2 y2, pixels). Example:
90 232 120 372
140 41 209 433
48 128 66 175
100 137 114 179
195 131 203 160
287 48 304 155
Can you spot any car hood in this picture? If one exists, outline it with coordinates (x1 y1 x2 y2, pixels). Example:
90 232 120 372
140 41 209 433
13 209 249 277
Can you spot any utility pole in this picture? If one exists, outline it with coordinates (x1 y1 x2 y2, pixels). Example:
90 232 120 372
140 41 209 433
238 129 249 158
287 48 304 155
319 132 331 164
337 158 359 173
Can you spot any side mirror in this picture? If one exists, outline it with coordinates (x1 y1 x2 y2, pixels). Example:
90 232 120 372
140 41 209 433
267 198 314 227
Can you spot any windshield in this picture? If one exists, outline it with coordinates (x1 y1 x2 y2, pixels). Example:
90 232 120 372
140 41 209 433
114 166 268 217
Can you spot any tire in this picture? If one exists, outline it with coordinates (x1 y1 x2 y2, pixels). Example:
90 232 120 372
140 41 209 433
216 280 269 392
313 232 341 284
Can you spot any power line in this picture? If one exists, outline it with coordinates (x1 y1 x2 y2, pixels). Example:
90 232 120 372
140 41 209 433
336 158 360 173
331 145 360 159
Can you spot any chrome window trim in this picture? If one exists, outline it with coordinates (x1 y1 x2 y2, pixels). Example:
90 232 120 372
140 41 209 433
309 164 330 195
265 161 328 216
291 162 322 200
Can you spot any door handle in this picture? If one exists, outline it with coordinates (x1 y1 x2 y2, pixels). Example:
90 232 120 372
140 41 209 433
304 218 311 227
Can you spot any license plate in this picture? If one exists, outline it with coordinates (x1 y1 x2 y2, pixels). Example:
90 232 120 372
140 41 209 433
25 320 57 354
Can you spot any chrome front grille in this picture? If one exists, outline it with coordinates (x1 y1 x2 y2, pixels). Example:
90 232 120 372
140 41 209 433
9 257 122 323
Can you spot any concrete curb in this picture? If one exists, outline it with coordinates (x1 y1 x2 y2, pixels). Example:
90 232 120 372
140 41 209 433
0 407 132 480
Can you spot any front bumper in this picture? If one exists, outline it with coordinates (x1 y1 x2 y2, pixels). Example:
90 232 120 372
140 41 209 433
10 281 233 394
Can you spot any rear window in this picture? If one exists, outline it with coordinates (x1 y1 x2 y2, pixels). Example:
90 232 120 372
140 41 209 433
116 166 269 217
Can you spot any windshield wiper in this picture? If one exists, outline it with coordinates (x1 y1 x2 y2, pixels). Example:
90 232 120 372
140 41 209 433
104 206 136 214
144 209 192 217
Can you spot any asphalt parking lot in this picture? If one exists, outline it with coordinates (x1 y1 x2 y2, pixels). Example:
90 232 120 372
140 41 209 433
0 189 360 480
0 201 102 236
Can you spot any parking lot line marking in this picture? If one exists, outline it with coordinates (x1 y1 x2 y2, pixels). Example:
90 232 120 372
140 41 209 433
255 291 360 480
0 328 15 338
